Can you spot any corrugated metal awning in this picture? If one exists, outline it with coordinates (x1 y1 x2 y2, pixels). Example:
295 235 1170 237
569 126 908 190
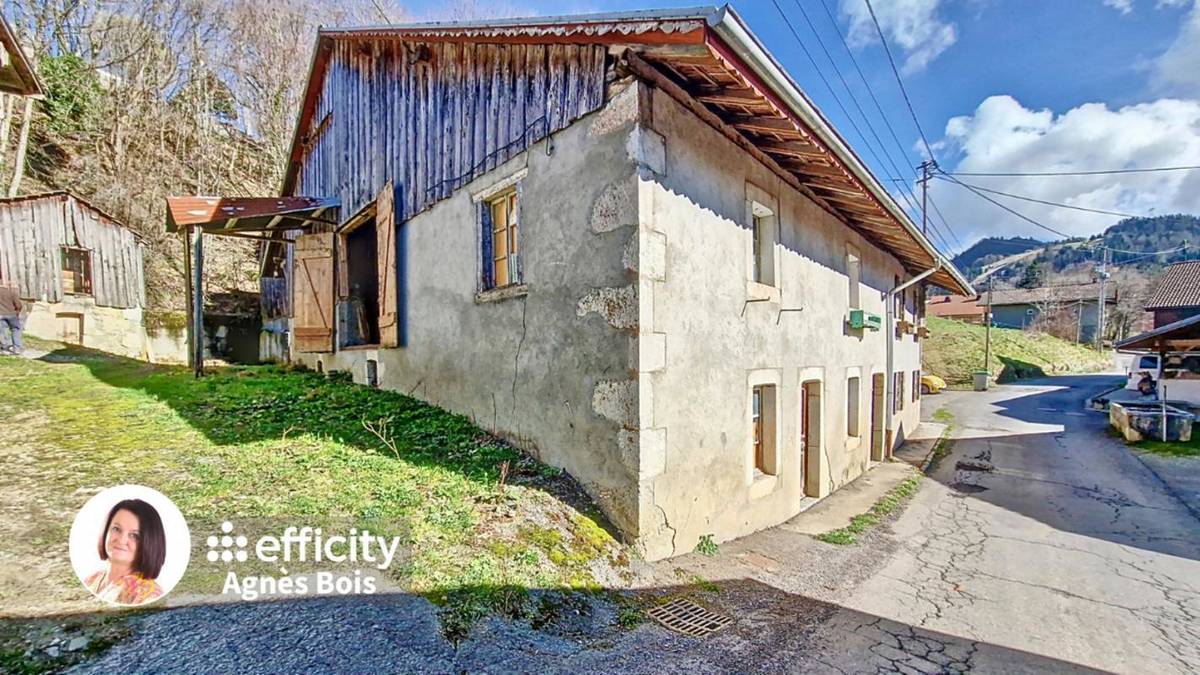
1115 313 1200 353
165 196 339 233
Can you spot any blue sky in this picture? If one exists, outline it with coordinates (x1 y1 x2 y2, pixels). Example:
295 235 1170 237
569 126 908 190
405 0 1200 255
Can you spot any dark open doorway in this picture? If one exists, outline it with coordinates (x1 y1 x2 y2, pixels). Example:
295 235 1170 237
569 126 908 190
340 217 380 347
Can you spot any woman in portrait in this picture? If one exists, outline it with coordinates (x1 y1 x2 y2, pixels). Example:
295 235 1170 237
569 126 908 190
83 499 166 605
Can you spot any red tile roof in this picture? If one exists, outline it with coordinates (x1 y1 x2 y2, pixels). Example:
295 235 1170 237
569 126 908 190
1146 260 1200 310
926 294 984 319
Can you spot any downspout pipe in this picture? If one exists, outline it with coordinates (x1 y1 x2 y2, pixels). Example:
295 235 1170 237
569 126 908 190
884 264 940 456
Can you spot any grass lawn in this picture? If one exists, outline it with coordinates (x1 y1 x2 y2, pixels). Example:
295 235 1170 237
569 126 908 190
922 316 1112 387
1133 435 1200 458
0 341 627 630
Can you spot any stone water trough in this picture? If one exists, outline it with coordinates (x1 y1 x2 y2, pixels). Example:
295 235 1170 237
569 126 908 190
1110 401 1194 443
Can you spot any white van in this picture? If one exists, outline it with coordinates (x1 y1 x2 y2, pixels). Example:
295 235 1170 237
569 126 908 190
1125 353 1200 403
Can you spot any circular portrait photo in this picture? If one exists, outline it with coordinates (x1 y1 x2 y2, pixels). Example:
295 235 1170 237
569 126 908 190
69 485 191 607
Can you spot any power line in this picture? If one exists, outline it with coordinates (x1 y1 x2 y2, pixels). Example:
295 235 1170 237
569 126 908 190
1101 243 1188 255
925 192 965 253
947 165 1200 177
933 175 1144 219
888 178 956 253
816 0 922 192
789 0 927 224
769 0 919 221
861 0 938 163
937 172 1073 239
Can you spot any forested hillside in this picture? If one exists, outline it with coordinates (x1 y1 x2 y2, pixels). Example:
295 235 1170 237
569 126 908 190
944 214 1198 342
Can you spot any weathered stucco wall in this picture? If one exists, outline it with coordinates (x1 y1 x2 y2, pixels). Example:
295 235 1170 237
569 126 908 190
632 87 924 559
295 82 646 534
21 298 186 363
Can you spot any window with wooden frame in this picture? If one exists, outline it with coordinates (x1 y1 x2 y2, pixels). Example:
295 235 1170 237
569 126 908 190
750 207 776 286
482 188 521 290
893 371 906 414
61 247 93 295
751 384 778 475
913 371 921 402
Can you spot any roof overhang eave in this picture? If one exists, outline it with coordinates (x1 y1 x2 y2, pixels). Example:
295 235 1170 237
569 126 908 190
706 6 972 296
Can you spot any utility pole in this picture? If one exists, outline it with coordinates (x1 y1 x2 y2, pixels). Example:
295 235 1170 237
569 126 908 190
916 160 937 235
984 281 993 374
1096 247 1110 350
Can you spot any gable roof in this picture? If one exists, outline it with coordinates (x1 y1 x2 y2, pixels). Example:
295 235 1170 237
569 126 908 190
1146 260 1200 310
280 5 971 294
982 283 1116 307
0 16 44 97
0 190 140 239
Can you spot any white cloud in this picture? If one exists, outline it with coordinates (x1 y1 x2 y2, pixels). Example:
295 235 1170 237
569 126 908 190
839 0 957 74
1153 0 1200 96
930 95 1200 247
1103 0 1134 13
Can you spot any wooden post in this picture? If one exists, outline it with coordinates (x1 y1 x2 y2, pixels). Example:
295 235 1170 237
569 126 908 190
183 228 194 370
191 226 204 377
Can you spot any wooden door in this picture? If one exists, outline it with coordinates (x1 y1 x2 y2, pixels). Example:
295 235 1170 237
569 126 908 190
376 181 399 348
802 381 822 498
293 232 335 353
871 373 885 461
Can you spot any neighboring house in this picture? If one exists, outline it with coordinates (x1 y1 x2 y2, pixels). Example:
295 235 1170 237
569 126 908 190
984 283 1116 343
193 7 971 559
926 293 984 323
1145 260 1200 329
0 191 184 361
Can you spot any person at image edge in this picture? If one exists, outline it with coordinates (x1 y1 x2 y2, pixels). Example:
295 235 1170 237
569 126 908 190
0 282 22 355
84 499 166 605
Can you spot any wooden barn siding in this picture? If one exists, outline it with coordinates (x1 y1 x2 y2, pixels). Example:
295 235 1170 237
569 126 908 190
0 194 143 308
294 40 608 222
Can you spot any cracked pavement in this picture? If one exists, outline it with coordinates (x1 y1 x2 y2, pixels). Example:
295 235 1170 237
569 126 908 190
804 375 1200 674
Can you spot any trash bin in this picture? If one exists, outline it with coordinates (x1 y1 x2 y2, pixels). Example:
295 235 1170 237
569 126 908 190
973 371 990 391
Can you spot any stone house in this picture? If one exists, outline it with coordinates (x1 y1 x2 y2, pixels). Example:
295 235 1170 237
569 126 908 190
233 7 972 559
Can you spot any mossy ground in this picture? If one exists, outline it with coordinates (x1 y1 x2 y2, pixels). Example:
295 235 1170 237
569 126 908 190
815 474 924 546
0 341 628 663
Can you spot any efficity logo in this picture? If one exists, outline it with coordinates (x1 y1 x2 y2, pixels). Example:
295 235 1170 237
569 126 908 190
205 521 404 601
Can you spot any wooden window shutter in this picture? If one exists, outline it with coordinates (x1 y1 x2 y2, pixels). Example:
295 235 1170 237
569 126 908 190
480 201 494 289
376 181 399 348
293 232 335 353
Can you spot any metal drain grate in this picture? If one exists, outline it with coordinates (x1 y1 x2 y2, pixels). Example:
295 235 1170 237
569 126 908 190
646 598 733 637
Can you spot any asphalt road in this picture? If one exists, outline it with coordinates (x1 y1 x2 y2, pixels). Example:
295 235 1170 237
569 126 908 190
64 375 1200 673
805 375 1200 674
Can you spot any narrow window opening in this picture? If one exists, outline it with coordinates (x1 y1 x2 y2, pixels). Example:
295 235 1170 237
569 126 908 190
752 384 778 475
847 376 861 437
61 247 93 295
484 188 520 290
847 246 861 309
750 204 776 286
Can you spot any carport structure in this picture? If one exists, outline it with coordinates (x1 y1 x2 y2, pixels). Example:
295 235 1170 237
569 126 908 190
1116 313 1200 354
164 195 339 376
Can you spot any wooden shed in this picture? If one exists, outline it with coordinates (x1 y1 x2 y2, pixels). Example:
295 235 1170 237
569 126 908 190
0 191 180 359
